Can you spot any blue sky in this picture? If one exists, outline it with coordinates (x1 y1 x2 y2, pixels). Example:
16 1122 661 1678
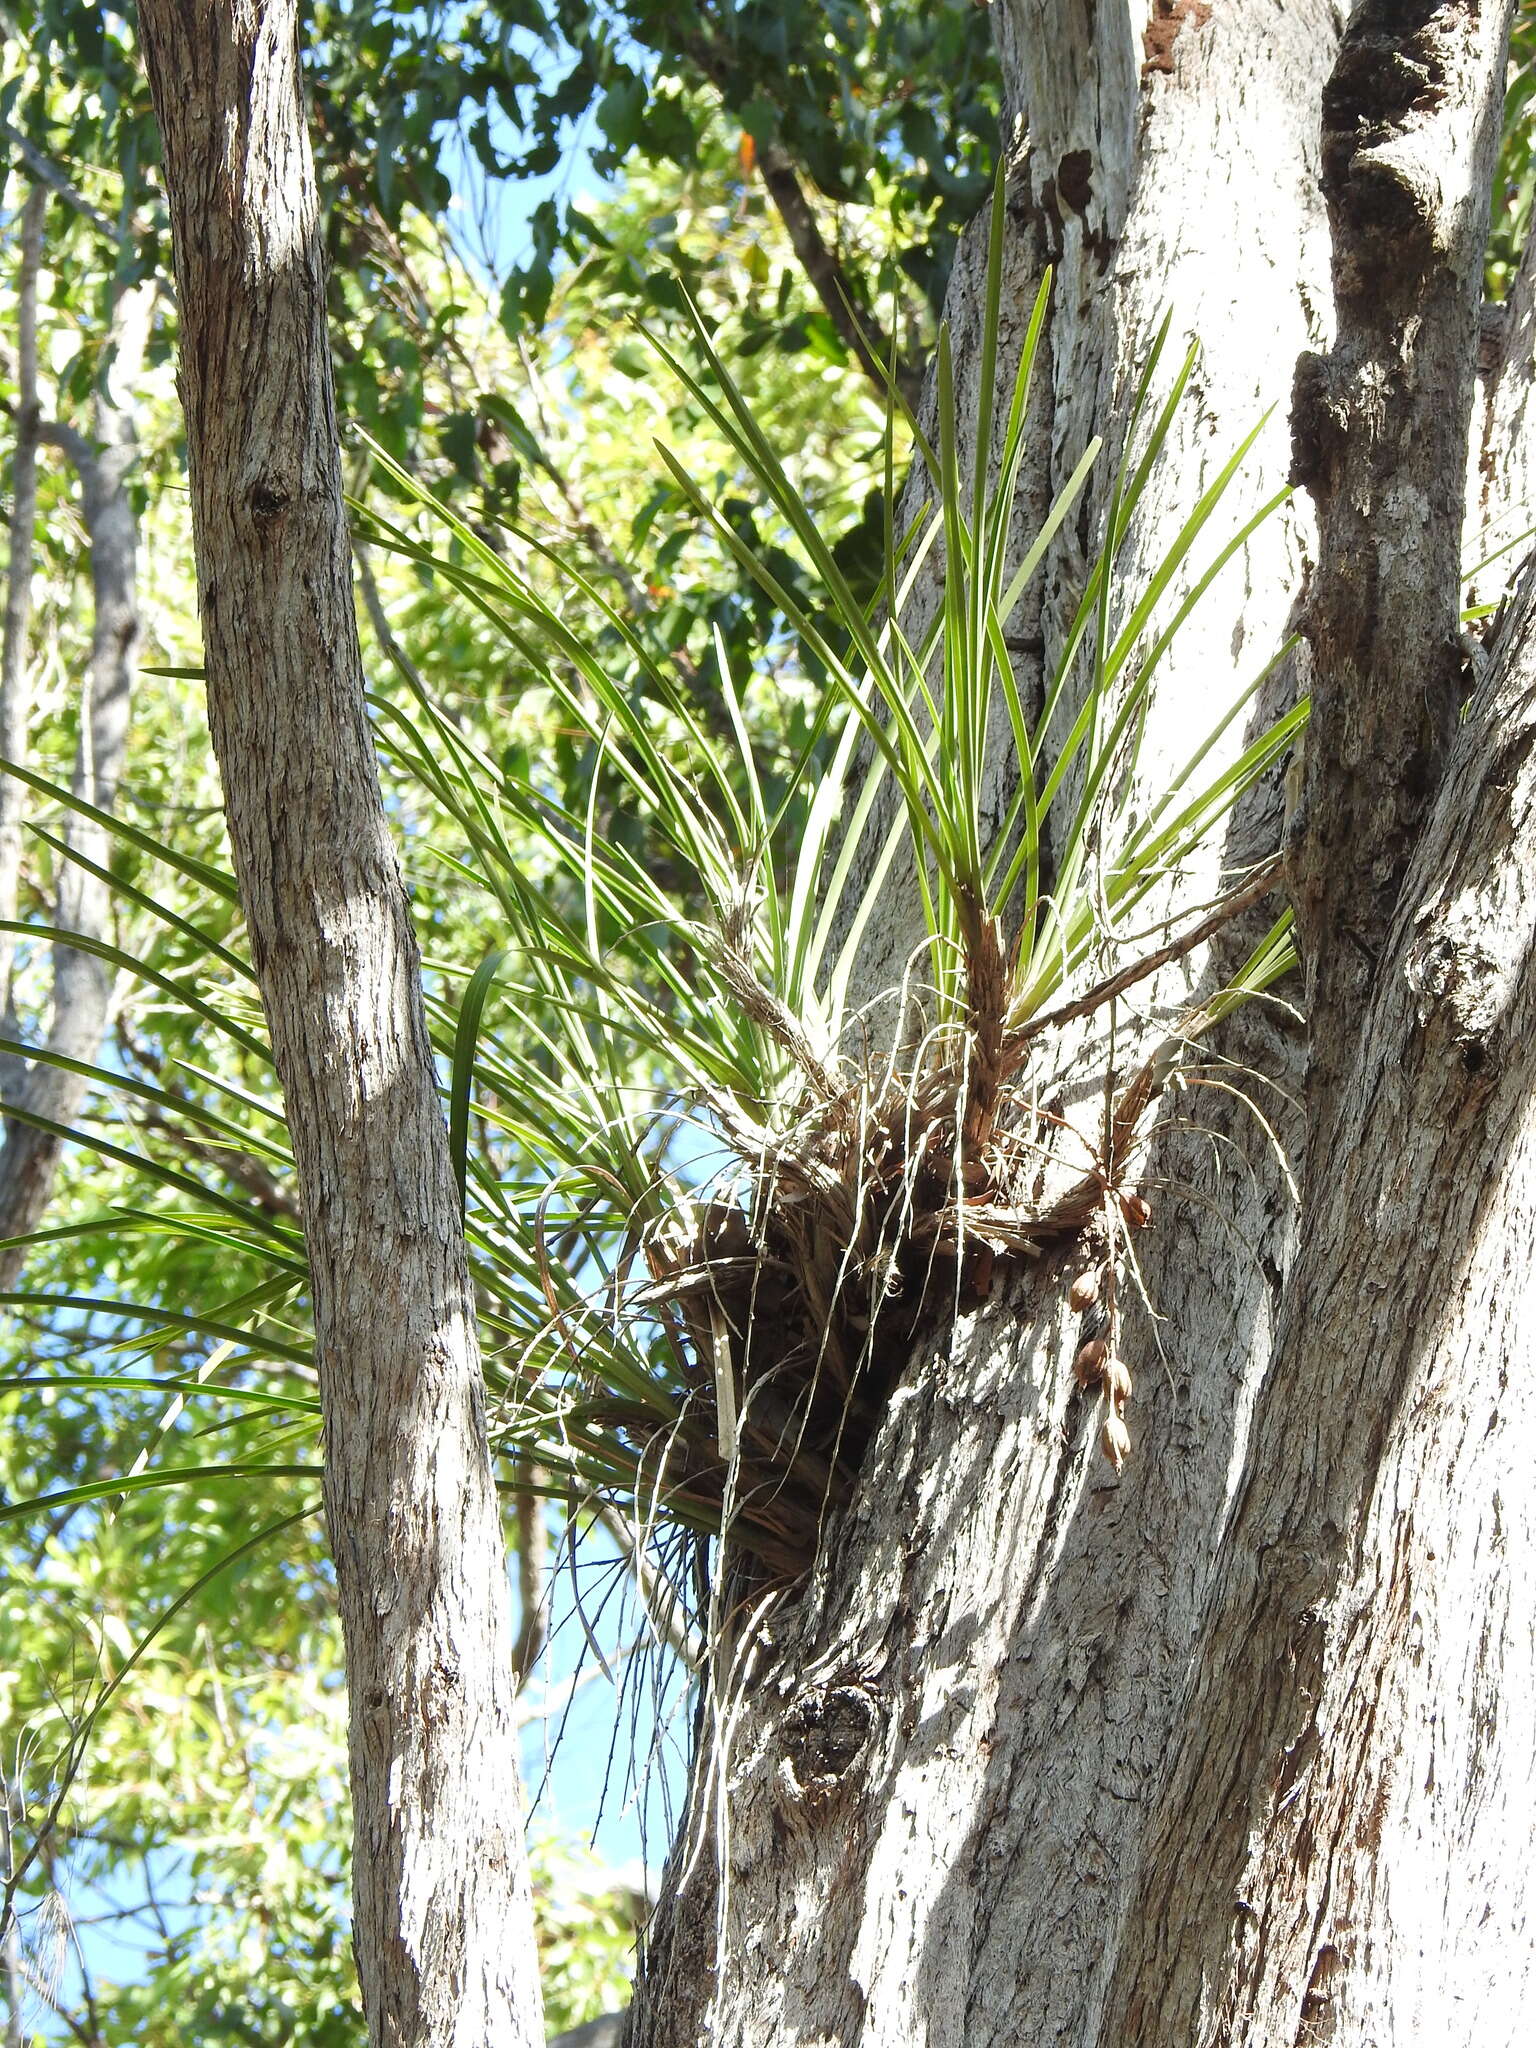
435 15 616 286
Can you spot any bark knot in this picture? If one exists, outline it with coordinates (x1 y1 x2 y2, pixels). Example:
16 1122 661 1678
247 476 293 523
1404 929 1504 1068
775 1682 878 1812
1289 352 1348 494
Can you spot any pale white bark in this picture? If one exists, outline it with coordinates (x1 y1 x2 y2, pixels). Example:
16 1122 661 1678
628 4 1533 2045
0 234 150 1287
1106 6 1528 2037
134 4 542 2044
0 184 47 1010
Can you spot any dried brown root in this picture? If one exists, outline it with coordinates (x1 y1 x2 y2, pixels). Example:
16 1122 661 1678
596 876 1280 1578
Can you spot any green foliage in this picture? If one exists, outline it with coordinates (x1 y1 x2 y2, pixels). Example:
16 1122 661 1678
9 6 1532 2029
342 185 1303 1575
532 1837 641 2036
1488 0 1536 298
0 1475 634 2042
450 0 998 331
9 0 989 517
2 179 1306 1580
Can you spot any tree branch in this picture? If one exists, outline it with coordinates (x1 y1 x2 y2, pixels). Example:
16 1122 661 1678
510 1477 549 1687
673 24 916 405
1287 0 1512 1088
754 143 919 410
0 124 124 248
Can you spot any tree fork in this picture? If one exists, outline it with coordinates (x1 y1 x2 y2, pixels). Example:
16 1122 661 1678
134 4 543 2042
623 1 1536 2043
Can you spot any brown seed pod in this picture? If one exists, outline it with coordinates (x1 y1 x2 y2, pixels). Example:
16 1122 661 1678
1069 1268 1101 1313
1074 1337 1108 1385
1105 1359 1134 1404
1101 1412 1133 1470
1119 1192 1152 1229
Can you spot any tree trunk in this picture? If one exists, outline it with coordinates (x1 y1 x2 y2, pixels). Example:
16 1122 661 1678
0 263 151 1286
628 4 1534 2043
133 5 543 2044
0 184 47 1005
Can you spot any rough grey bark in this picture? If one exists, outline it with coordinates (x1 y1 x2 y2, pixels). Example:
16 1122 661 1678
133 5 543 2045
0 219 147 1288
1111 572 1536 2045
1104 4 1527 2037
1289 0 1508 1073
628 4 1533 2045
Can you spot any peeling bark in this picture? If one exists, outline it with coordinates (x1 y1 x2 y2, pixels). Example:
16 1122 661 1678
134 4 543 2044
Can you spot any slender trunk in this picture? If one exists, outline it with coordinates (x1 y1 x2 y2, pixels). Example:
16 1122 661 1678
628 4 1534 2043
0 230 148 1287
0 1775 24 2048
0 184 47 1018
134 4 543 2043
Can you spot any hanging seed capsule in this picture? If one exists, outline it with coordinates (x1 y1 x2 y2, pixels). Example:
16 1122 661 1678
1105 1359 1134 1403
1069 1268 1101 1313
1074 1337 1109 1385
1101 1412 1133 1470
1119 1192 1152 1228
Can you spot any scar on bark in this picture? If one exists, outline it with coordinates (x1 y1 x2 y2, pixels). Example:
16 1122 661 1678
1142 0 1213 80
1056 150 1093 215
1295 1942 1343 2042
775 1683 878 1813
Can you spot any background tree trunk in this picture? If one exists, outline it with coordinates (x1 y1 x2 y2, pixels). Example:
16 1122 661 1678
628 4 1534 2043
0 260 151 1285
0 184 47 993
134 5 543 2044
